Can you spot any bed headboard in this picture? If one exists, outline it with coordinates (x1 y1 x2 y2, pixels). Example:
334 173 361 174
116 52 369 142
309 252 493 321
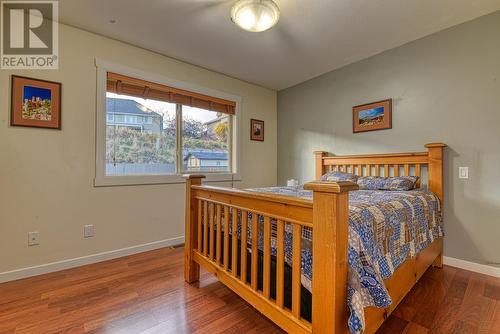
314 143 447 201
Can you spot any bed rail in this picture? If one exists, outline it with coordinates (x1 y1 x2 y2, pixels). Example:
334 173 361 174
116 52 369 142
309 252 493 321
184 175 358 334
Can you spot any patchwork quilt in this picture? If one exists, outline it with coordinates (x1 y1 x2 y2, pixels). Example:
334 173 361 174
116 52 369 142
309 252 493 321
212 186 443 334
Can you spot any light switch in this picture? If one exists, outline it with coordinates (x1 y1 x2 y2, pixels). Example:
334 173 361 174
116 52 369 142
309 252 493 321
459 167 469 179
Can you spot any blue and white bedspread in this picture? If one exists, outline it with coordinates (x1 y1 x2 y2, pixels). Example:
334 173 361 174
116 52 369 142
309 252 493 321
242 186 443 334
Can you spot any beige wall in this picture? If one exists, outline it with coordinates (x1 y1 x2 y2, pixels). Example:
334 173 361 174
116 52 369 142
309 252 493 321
0 24 277 274
278 11 500 267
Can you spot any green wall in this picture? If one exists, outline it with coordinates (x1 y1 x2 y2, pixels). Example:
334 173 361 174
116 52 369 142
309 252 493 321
277 11 500 267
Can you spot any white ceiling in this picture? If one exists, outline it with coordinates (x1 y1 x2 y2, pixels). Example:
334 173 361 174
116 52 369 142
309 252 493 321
59 0 500 90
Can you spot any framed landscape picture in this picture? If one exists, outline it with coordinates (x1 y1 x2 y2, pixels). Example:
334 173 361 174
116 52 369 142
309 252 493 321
11 75 61 129
353 99 392 133
250 119 264 141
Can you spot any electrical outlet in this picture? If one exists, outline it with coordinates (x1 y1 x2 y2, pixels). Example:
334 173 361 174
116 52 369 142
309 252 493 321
84 224 94 238
459 167 469 179
28 231 39 246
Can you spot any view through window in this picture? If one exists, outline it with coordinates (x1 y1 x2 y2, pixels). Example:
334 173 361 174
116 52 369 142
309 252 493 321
106 92 231 175
182 106 230 173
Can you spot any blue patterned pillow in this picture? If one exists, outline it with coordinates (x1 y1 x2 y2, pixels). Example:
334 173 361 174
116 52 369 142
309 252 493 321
357 176 419 191
320 171 359 182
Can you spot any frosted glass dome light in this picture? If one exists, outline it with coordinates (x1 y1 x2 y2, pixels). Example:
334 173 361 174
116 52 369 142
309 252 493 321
230 0 280 32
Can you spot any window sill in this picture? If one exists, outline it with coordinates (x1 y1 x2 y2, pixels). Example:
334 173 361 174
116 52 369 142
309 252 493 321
94 173 241 187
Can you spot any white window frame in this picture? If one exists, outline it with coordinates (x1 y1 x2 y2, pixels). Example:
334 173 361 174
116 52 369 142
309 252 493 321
94 59 242 187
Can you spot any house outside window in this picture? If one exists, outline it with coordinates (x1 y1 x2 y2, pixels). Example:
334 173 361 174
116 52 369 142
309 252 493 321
106 98 163 134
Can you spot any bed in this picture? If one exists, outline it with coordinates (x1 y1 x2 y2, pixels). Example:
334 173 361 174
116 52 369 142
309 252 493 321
183 143 446 334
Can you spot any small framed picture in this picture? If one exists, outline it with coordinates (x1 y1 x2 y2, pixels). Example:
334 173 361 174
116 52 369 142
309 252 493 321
11 75 62 129
353 99 392 133
250 119 264 141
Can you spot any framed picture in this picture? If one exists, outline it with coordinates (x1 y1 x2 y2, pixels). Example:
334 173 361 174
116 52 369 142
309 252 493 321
353 99 392 133
250 119 264 141
11 75 62 129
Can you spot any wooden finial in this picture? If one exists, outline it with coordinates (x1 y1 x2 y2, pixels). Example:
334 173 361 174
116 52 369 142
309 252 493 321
183 174 206 180
304 181 359 193
425 143 447 148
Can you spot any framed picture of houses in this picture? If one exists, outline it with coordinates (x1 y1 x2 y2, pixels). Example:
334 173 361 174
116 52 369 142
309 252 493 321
11 75 62 129
250 119 264 141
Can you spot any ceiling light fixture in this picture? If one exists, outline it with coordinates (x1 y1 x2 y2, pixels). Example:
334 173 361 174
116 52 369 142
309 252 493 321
230 0 280 32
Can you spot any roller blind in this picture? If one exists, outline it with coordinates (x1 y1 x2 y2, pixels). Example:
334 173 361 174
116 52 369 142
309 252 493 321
107 72 236 115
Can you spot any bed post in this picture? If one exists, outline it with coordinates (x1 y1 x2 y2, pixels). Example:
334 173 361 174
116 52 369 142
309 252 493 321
303 181 359 334
425 143 447 268
184 174 205 283
425 143 446 203
313 151 328 180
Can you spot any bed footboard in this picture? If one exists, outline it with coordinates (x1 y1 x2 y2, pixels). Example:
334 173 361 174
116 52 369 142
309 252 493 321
184 175 358 334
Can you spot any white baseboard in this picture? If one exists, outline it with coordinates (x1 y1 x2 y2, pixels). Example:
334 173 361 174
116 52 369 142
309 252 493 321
0 236 184 284
2 243 497 284
443 256 500 278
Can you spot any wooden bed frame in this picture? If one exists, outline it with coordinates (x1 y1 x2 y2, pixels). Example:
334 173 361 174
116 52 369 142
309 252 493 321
184 143 446 334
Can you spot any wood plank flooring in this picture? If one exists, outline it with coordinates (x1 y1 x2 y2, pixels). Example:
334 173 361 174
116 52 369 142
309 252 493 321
0 247 498 334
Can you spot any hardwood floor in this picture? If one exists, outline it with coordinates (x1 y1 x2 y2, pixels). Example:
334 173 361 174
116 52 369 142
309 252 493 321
0 247 498 334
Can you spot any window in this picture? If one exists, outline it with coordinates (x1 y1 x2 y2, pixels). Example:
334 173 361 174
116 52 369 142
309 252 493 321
96 65 240 186
106 94 177 176
182 106 230 173
106 95 231 176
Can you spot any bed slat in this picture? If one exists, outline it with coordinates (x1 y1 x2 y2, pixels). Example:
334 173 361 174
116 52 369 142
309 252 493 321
209 203 215 260
197 201 202 252
216 204 222 265
241 210 248 283
416 164 422 188
251 213 259 290
203 202 208 256
292 224 302 318
276 220 285 308
223 205 230 270
263 216 271 298
232 209 238 276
